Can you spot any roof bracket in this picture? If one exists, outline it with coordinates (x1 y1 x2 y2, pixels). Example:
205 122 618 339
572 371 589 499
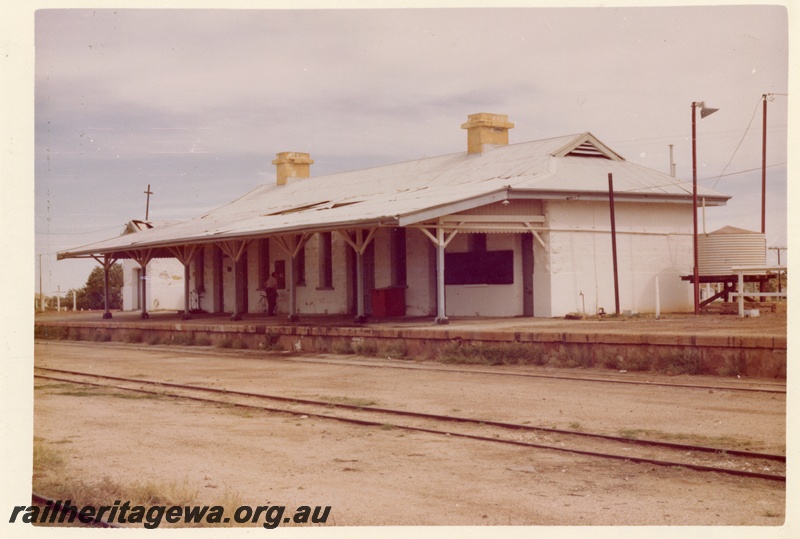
216 240 250 262
337 227 378 255
524 223 547 249
167 244 199 265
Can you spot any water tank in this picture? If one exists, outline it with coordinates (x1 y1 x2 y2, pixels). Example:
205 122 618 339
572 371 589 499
697 226 766 276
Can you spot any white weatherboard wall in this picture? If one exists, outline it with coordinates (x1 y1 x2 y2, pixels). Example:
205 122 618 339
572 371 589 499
252 234 353 316
294 234 351 315
122 258 185 312
445 233 524 317
221 253 236 312
542 200 693 317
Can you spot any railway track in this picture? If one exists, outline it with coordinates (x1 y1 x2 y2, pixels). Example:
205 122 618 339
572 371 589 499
245 353 787 394
35 367 786 482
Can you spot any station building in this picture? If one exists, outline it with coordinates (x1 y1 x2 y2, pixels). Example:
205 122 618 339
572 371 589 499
58 113 729 322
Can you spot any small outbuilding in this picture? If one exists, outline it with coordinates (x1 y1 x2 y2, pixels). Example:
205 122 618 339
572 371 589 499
58 113 730 321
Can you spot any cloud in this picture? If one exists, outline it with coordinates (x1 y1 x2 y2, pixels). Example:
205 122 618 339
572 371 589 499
32 5 790 290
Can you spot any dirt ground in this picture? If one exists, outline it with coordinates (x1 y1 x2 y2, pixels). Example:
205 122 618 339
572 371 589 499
33 341 787 527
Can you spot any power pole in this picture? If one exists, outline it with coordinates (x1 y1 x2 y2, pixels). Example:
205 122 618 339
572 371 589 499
144 184 154 221
761 94 768 234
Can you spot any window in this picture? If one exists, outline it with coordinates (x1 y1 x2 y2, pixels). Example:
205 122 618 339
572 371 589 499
274 260 286 290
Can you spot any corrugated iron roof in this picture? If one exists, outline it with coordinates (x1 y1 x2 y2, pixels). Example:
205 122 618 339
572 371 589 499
58 132 729 259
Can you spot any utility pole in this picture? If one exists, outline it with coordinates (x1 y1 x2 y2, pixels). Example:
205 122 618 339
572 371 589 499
761 94 768 234
144 184 154 221
608 173 620 316
691 101 719 315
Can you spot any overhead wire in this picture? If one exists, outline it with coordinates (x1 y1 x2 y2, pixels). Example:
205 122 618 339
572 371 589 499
710 96 763 190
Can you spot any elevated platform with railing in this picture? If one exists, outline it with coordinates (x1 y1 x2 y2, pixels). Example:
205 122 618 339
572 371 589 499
681 265 786 315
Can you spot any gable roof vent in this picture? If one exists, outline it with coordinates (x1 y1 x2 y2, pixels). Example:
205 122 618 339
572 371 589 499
566 141 611 159
552 133 624 161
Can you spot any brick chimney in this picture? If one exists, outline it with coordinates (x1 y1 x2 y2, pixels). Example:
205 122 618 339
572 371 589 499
272 152 314 186
460 113 515 154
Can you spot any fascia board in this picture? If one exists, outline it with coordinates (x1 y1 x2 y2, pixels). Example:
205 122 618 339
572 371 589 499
509 189 730 206
57 216 398 259
396 189 510 227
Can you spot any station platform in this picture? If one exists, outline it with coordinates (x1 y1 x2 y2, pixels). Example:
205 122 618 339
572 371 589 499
33 308 787 378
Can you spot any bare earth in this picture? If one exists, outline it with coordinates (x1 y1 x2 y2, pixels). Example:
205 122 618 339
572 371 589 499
33 340 786 527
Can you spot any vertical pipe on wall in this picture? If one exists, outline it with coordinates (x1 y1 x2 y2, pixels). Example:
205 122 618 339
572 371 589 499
655 275 660 320
702 197 707 234
668 144 675 177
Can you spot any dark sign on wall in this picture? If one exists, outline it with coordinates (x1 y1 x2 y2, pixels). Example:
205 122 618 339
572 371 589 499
445 250 514 285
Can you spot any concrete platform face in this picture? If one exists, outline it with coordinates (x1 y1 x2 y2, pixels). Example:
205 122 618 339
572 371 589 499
34 309 787 379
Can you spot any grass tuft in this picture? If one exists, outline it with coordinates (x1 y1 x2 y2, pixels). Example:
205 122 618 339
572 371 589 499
170 333 195 346
438 341 545 366
124 331 143 344
379 340 407 359
331 340 354 355
351 339 378 356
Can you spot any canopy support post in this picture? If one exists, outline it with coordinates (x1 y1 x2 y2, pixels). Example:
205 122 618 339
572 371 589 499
91 254 119 319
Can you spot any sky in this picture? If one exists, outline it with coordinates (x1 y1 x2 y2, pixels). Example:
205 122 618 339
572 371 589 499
20 2 795 296
2 3 797 536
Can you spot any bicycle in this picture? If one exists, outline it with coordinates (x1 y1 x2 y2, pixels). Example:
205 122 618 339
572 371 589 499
189 289 204 313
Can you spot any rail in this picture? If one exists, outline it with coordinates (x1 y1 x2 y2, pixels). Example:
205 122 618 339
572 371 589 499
35 367 786 482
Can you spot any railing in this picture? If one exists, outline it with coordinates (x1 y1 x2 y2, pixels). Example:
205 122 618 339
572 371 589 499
729 266 787 317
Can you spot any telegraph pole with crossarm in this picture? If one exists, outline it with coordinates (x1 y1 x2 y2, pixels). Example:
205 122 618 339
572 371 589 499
144 184 153 221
